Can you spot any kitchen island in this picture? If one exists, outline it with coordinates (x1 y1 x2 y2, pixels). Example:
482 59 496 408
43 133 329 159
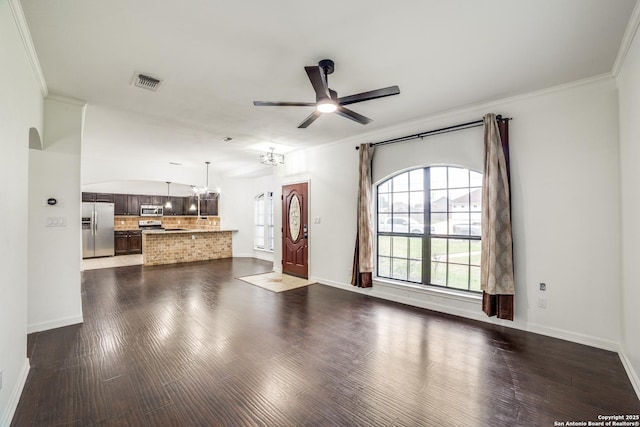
142 229 233 266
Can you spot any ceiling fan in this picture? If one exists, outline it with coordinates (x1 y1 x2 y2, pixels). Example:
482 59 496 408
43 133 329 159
253 59 400 128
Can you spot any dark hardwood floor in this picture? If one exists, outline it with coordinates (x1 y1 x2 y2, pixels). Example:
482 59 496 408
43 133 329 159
12 258 640 426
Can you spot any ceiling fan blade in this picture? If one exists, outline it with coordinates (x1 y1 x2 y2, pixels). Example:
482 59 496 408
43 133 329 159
337 85 400 106
305 66 330 99
336 106 372 125
298 110 322 128
253 101 316 107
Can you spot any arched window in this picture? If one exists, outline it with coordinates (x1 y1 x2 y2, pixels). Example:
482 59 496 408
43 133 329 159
254 192 274 251
376 166 482 292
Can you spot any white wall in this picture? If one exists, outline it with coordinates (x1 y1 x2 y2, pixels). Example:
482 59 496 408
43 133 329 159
221 174 275 262
27 96 84 333
0 0 43 424
275 76 622 352
617 18 640 396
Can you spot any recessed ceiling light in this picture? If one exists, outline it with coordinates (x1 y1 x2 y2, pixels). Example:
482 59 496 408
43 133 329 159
169 162 182 166
222 137 233 142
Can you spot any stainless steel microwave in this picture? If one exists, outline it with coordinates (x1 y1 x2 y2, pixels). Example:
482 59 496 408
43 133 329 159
140 205 163 216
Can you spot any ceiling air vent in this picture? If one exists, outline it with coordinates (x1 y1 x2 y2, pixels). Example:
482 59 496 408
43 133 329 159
132 73 162 91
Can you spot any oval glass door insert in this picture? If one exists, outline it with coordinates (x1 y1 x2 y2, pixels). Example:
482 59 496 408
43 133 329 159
289 194 301 241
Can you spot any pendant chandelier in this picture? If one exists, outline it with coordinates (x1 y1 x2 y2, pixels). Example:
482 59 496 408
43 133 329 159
260 147 284 166
192 161 221 200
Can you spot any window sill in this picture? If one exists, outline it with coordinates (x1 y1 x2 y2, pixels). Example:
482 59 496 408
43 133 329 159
373 277 482 303
253 247 274 253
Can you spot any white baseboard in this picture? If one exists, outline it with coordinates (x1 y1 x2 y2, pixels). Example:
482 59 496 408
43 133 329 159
0 358 30 427
27 314 83 334
312 276 620 353
233 252 274 262
619 349 640 400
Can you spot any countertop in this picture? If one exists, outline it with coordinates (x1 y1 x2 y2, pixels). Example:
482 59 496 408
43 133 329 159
142 228 236 234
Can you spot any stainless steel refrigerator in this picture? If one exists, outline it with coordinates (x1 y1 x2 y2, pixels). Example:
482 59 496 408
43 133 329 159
82 202 115 258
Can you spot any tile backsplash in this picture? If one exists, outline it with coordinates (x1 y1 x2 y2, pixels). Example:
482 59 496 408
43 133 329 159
114 216 220 231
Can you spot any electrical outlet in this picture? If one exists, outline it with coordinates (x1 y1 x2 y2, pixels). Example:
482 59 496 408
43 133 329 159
539 282 546 291
538 297 547 309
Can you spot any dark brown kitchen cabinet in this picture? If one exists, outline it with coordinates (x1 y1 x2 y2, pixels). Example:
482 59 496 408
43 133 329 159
138 196 152 206
184 196 198 215
83 192 115 203
96 193 115 202
129 231 142 253
164 197 183 216
82 192 96 202
114 230 142 255
201 198 219 216
127 195 140 216
114 194 128 215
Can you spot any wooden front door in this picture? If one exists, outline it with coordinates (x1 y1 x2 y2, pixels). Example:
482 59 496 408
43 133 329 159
282 182 308 278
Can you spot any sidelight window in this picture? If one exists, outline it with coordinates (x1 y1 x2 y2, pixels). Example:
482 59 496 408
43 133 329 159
376 166 482 292
254 192 274 251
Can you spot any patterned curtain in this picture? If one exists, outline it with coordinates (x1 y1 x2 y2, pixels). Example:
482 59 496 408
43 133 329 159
481 114 515 320
351 143 375 288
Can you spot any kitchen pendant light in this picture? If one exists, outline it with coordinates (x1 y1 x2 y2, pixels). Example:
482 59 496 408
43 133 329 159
192 161 221 200
165 181 172 209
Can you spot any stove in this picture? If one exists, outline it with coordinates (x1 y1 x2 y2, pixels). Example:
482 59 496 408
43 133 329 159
138 220 163 230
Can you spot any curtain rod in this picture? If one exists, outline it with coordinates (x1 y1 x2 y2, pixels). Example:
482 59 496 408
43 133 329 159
355 115 511 150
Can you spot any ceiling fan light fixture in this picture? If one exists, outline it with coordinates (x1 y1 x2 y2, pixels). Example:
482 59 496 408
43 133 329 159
316 100 337 113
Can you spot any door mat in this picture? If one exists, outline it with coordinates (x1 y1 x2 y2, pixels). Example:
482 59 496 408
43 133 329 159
237 272 314 293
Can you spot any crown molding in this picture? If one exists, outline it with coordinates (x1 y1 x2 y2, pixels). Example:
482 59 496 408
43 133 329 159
8 0 48 97
45 93 86 107
613 0 640 77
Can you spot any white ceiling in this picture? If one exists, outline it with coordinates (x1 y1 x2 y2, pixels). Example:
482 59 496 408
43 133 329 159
21 0 636 184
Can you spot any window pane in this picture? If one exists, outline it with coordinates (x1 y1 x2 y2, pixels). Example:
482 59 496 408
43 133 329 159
470 240 481 266
449 239 470 265
392 173 409 192
378 257 391 278
409 191 424 213
391 258 408 280
469 189 482 212
431 212 447 235
409 237 422 260
409 213 424 234
470 266 481 291
392 192 409 213
451 212 471 235
430 190 448 212
392 236 408 258
378 235 391 257
409 260 422 282
448 167 469 188
470 170 483 187
448 189 469 211
431 262 446 285
378 180 391 193
409 169 424 191
378 213 391 232
430 167 447 190
448 264 469 290
378 193 391 213
431 238 447 263
470 213 482 236
392 214 409 233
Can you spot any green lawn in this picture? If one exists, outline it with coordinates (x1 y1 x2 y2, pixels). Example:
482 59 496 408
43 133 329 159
378 235 481 290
